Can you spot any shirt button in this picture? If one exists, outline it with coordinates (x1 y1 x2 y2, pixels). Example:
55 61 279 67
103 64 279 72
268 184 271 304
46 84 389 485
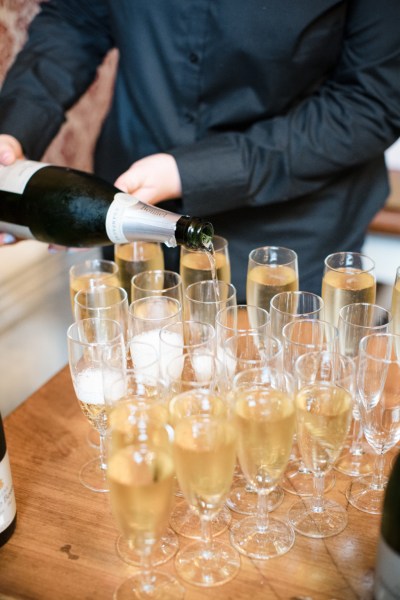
189 52 199 64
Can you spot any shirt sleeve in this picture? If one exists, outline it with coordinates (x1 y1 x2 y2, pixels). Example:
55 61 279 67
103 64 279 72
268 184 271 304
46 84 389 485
170 0 400 217
0 0 113 159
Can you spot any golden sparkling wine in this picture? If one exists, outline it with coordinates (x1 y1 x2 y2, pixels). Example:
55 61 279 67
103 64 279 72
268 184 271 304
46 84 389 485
75 368 107 433
173 417 236 518
246 264 298 311
391 278 400 335
235 388 295 491
180 251 230 289
115 242 164 301
108 401 170 452
168 392 228 428
107 445 175 550
69 271 120 311
322 268 376 326
296 384 353 474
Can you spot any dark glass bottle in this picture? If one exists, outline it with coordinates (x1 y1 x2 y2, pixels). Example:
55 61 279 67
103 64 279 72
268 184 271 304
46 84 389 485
374 453 400 599
0 160 213 249
0 412 17 547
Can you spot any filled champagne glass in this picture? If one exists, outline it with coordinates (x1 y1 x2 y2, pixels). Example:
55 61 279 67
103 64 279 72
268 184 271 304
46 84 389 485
74 284 129 340
107 413 184 600
336 303 392 477
114 241 164 303
131 269 183 305
270 291 324 342
246 246 299 312
391 266 400 335
346 333 400 514
288 351 354 538
67 318 125 492
69 258 120 314
230 367 296 559
180 234 231 290
173 391 240 586
322 251 376 327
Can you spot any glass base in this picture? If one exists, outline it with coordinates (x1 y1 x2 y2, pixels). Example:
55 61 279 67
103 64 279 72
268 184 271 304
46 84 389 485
281 460 335 496
334 444 374 477
175 539 240 587
230 516 295 559
114 571 184 600
79 457 108 493
116 528 179 567
226 481 284 515
169 499 231 539
288 498 347 538
346 474 388 515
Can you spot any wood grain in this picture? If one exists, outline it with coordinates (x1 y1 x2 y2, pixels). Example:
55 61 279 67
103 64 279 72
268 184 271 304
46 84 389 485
0 365 389 600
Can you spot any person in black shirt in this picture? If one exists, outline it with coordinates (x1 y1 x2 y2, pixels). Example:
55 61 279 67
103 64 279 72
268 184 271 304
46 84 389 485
0 0 400 300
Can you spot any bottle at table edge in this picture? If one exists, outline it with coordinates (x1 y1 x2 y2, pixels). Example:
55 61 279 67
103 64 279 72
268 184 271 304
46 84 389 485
373 452 400 600
0 412 17 547
0 159 214 249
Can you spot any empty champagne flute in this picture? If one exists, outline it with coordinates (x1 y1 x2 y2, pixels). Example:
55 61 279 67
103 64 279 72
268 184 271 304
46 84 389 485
336 303 392 477
107 412 184 599
173 390 240 586
180 234 231 290
322 251 376 327
270 291 324 342
185 280 237 328
230 367 296 558
347 333 400 514
391 266 400 334
246 246 299 312
67 318 125 492
280 318 339 496
74 284 129 340
114 241 164 302
288 351 354 537
131 269 183 305
215 303 270 358
69 258 120 313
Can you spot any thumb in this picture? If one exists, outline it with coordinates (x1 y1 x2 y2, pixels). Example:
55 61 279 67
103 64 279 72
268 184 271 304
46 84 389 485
114 169 140 194
0 135 24 165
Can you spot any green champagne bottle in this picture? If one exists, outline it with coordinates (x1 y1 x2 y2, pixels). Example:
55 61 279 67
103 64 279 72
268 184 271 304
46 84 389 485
0 160 213 249
0 412 17 547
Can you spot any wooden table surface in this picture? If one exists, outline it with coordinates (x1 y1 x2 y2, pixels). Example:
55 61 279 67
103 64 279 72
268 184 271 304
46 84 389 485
0 365 389 600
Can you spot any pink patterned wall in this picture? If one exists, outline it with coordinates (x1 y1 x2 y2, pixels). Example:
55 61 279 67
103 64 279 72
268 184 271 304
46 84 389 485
0 0 117 172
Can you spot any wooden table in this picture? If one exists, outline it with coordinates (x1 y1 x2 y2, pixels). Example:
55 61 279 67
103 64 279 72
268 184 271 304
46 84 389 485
0 366 387 599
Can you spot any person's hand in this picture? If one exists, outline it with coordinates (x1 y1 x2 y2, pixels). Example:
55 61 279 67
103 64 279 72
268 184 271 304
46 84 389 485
0 134 24 165
114 153 182 204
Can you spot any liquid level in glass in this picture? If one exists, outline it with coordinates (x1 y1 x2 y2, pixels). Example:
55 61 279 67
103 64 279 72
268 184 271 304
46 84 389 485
246 264 298 311
115 242 164 302
69 271 120 313
180 251 230 289
322 268 376 326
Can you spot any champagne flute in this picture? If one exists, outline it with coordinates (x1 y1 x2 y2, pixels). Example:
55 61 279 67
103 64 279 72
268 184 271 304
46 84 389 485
280 319 339 496
270 290 324 342
102 368 179 568
180 234 231 290
215 304 270 359
246 246 299 311
67 318 125 492
69 258 120 314
230 367 296 558
74 284 129 340
322 251 376 327
288 351 354 537
114 241 164 302
131 269 183 306
391 266 400 334
184 280 237 328
346 333 400 514
173 391 240 586
107 412 184 599
336 303 392 477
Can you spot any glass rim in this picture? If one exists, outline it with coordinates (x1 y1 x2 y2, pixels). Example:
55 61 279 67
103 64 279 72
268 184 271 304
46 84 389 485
282 318 338 347
359 332 400 363
270 291 324 317
74 284 128 309
159 319 215 346
69 258 119 276
294 350 355 380
215 303 270 330
131 269 182 293
248 245 298 267
324 251 375 273
67 317 123 346
185 280 236 305
338 303 392 328
129 295 181 320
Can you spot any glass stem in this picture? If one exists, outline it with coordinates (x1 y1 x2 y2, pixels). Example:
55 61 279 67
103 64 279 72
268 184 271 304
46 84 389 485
256 490 269 533
349 417 364 456
99 432 107 472
371 453 386 490
312 475 325 514
140 549 155 593
199 515 214 561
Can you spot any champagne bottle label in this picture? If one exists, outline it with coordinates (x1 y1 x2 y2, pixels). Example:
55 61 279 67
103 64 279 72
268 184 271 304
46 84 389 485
0 450 17 532
105 192 139 243
0 160 48 194
374 536 400 599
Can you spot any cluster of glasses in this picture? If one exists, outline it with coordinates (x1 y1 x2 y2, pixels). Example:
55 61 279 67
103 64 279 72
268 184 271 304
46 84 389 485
65 239 400 599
